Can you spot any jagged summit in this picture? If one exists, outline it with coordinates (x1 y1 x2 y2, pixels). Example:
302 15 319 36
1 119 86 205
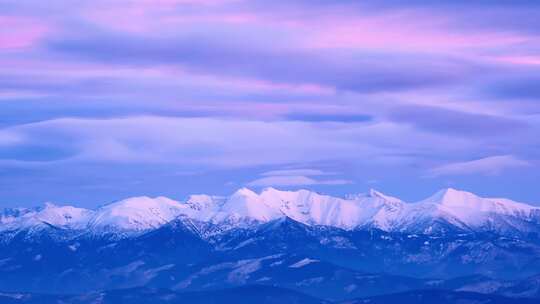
232 187 259 197
218 187 281 222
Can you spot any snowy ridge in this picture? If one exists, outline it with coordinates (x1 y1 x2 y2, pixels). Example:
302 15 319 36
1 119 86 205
1 187 539 236
0 203 92 232
87 196 194 233
397 188 540 234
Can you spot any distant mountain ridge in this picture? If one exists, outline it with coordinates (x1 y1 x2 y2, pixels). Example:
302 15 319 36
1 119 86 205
2 188 539 237
1 191 540 296
0 286 538 304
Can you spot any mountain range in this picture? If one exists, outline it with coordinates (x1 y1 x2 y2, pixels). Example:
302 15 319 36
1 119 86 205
2 187 540 237
1 188 540 302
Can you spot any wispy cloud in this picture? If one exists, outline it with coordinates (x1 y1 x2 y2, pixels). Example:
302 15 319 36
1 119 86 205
261 169 327 176
428 155 530 177
248 168 352 187
247 175 352 187
4 116 483 167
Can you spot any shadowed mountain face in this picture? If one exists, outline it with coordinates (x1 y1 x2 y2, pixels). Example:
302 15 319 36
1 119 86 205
1 215 540 300
1 287 539 304
342 290 540 304
0 286 329 304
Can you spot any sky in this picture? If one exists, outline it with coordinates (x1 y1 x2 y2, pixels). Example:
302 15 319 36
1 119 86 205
1 0 540 207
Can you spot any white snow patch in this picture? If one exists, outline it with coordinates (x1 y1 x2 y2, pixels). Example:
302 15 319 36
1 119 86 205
297 277 324 286
344 284 358 293
143 264 175 280
289 258 319 268
256 276 272 282
68 243 79 251
270 260 284 267
0 293 25 299
227 256 277 284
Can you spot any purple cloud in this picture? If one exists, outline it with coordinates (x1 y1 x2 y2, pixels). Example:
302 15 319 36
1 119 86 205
46 27 473 94
387 105 529 137
1 0 540 205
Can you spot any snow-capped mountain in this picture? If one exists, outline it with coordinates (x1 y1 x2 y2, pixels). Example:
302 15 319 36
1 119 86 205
0 207 36 224
189 187 540 236
396 188 540 235
1 188 539 236
182 187 408 230
2 188 539 301
0 203 92 232
87 196 193 233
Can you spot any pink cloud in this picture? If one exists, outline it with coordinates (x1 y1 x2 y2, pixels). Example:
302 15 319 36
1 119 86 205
494 55 540 66
82 0 255 33
0 16 51 50
301 11 528 51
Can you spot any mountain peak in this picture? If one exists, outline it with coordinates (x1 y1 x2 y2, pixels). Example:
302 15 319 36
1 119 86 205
232 187 258 197
219 188 281 222
438 187 461 195
261 186 280 193
88 196 189 232
425 188 479 205
26 203 92 229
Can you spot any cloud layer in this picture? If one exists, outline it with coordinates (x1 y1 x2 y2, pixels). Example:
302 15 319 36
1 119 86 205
1 0 540 206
